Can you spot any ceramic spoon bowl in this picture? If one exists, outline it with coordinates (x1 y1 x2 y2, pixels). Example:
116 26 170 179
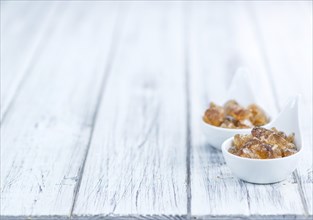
202 68 271 150
221 96 303 184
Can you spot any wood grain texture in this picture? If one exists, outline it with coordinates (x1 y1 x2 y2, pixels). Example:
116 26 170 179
1 2 119 217
73 2 188 218
187 1 307 217
251 1 313 215
0 1 57 120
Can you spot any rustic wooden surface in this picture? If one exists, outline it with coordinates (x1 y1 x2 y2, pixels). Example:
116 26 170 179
1 1 312 219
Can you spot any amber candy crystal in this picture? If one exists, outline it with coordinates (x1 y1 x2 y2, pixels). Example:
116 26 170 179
251 127 273 139
248 104 268 126
224 100 251 121
220 116 237 129
233 134 253 149
203 102 225 126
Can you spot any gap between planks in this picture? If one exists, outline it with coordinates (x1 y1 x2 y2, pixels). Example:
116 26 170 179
183 3 192 220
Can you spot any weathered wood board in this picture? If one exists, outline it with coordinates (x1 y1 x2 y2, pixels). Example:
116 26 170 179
73 2 188 218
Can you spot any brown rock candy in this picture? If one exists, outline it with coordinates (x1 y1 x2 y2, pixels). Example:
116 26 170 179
203 100 269 128
233 134 253 149
203 102 225 126
224 100 251 121
236 119 253 128
220 116 237 128
248 104 269 126
251 127 273 139
229 127 297 159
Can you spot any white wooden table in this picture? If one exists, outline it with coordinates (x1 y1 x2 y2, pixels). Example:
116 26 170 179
1 1 312 219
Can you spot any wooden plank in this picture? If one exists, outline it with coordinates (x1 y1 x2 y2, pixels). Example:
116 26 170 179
251 1 313 216
73 2 188 218
188 1 306 218
0 1 57 120
188 2 249 216
1 2 119 217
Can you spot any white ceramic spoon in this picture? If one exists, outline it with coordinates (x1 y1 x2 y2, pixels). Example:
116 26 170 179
222 95 303 184
202 68 266 150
